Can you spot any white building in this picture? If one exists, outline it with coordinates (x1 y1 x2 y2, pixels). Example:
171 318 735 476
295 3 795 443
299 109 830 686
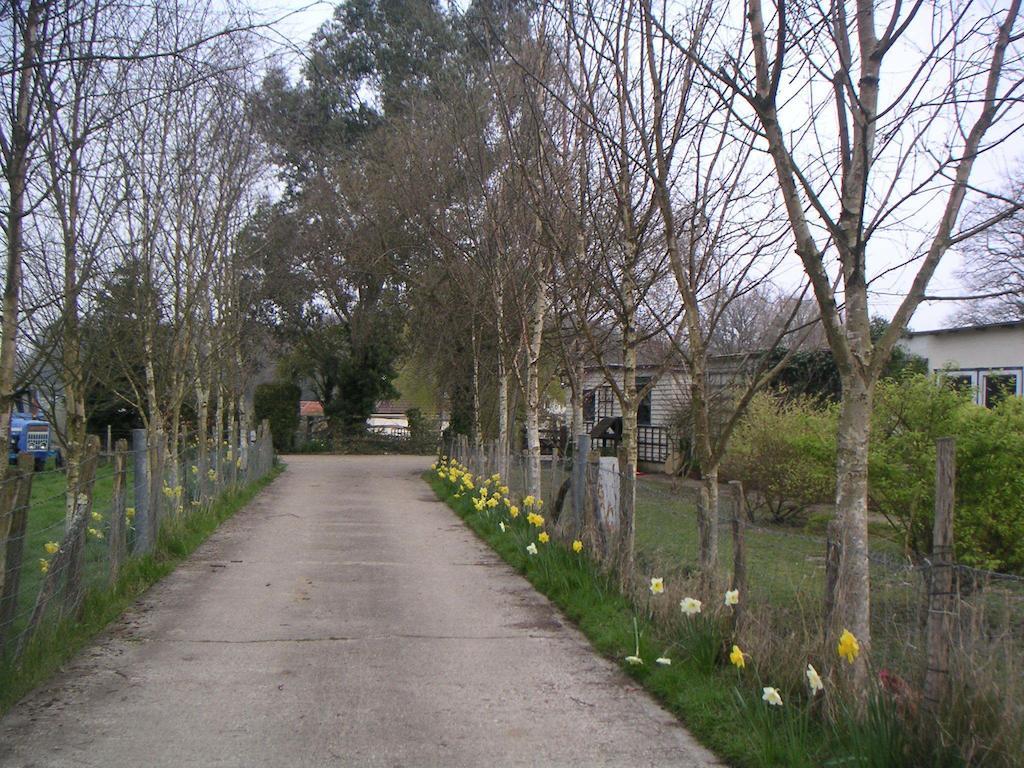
901 320 1024 407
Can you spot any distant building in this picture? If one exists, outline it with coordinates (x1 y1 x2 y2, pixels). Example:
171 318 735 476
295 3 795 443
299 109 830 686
901 320 1024 407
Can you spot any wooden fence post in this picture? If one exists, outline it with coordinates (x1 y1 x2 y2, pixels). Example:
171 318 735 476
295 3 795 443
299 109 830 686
108 440 128 585
924 437 956 713
570 435 590 538
0 453 35 655
729 480 747 632
64 436 101 618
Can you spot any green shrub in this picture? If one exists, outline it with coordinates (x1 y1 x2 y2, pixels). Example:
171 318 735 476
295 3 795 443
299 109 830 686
870 374 1024 572
721 391 837 522
254 381 301 451
952 396 1024 572
868 374 968 559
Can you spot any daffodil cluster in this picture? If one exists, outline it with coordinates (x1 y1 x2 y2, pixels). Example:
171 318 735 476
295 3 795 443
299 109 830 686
435 457 558 562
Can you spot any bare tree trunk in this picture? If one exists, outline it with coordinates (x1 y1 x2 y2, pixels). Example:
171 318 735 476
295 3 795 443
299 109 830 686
0 1 43 444
828 372 874 687
496 286 509 480
525 278 547 499
470 323 481 448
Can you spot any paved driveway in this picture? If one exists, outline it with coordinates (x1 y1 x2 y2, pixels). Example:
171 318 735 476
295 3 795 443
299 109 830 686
0 455 719 767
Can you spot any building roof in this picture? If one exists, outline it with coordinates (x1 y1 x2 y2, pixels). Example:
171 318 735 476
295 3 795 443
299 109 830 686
905 319 1024 337
299 400 324 417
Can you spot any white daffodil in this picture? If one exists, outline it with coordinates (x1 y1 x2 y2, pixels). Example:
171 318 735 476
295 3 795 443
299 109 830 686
649 577 664 595
498 521 506 533
655 657 671 666
680 597 702 616
806 664 824 695
762 687 783 706
526 542 538 556
724 589 739 606
624 655 643 665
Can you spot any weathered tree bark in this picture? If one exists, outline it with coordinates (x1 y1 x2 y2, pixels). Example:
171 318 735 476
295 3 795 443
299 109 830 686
826 372 874 680
525 276 547 500
0 0 43 446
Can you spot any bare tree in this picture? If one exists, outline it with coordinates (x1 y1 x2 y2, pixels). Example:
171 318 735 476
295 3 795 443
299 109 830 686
955 171 1024 323
666 0 1024 688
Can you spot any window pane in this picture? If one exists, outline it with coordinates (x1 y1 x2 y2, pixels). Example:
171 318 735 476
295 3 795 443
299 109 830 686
637 377 652 426
984 373 1017 408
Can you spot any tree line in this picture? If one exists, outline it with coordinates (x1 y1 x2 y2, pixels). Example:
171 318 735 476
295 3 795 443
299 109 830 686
4 0 1022 698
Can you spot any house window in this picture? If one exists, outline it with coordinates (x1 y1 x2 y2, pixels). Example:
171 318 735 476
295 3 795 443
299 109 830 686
637 377 652 426
583 389 596 422
941 372 974 395
984 372 1018 408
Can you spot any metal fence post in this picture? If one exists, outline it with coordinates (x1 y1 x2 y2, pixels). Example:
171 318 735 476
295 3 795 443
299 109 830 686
132 428 151 554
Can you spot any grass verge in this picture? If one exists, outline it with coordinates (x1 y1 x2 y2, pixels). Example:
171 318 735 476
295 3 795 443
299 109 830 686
426 472 841 767
0 464 283 716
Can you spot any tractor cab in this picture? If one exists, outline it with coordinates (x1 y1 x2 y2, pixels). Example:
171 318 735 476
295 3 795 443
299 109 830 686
8 389 59 471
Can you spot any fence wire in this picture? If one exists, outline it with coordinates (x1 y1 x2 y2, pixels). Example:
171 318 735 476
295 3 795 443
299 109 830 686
0 425 277 665
444 437 1023 730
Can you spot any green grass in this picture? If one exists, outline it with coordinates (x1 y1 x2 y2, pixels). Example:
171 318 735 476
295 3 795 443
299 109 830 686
434 463 1024 767
6 461 135 643
0 463 283 715
427 472 840 767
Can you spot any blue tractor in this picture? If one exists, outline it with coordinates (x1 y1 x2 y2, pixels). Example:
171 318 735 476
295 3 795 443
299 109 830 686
8 389 61 471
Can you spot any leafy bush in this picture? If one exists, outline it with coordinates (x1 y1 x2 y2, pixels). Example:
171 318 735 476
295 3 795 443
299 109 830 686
870 374 1024 572
952 397 1024 572
254 381 301 452
721 391 837 522
868 375 968 559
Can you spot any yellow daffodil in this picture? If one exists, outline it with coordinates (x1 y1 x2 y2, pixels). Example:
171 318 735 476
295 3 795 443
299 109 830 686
191 465 199 474
88 527 103 540
499 485 509 495
649 577 664 595
509 506 519 518
729 645 746 669
526 542 538 556
523 495 535 507
724 589 739 606
208 469 217 481
162 485 174 498
486 498 498 508
762 687 783 706
538 532 550 544
39 558 49 574
536 499 543 509
806 664 824 694
837 629 860 663
126 507 136 519
680 597 702 616
572 540 583 553
44 541 59 555
91 511 103 522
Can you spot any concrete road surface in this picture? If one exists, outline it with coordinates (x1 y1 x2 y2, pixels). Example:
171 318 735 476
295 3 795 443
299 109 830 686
0 455 720 768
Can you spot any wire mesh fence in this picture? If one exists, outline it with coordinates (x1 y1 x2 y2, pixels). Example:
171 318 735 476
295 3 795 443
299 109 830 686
0 420 276 665
444 433 1023 743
